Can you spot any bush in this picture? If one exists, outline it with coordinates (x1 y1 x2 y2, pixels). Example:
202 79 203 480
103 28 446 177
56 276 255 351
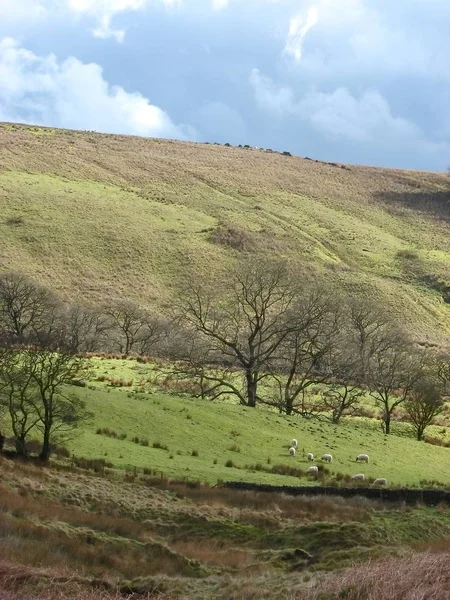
191 449 199 457
225 459 235 468
152 441 169 451
227 443 241 453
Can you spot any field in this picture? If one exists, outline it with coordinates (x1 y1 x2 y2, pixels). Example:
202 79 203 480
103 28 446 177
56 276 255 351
0 356 444 488
0 122 449 345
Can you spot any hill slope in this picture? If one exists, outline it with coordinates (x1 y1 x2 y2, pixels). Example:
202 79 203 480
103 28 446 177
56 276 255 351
0 122 449 343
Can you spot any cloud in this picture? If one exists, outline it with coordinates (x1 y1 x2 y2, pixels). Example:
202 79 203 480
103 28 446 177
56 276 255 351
249 68 449 168
250 69 294 115
0 0 46 25
284 6 319 62
250 69 419 141
190 101 247 144
0 37 195 140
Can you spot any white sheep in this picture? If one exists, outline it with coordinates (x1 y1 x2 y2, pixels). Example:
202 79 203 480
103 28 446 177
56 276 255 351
351 473 365 481
322 453 333 463
289 447 296 456
373 478 387 486
356 453 369 463
291 439 298 449
307 452 314 462
307 466 319 475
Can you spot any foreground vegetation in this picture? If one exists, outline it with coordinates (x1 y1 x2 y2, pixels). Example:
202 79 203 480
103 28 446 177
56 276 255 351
2 453 450 600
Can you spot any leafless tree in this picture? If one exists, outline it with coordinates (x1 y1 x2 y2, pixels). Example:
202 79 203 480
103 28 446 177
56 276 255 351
25 346 91 460
365 331 425 434
173 260 298 407
64 305 111 353
433 353 450 395
0 272 59 339
0 347 40 455
321 345 366 424
0 295 94 459
105 301 163 356
404 378 444 441
268 288 341 416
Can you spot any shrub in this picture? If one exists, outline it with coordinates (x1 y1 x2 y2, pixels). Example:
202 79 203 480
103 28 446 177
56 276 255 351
140 439 149 447
152 441 169 451
225 459 235 468
227 443 241 453
191 449 199 457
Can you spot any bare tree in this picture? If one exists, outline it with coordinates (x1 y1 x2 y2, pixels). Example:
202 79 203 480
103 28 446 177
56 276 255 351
404 378 444 441
64 305 111 353
0 302 93 460
173 260 297 407
105 301 162 356
321 345 366 424
0 348 40 455
346 298 393 380
26 347 91 460
0 272 59 339
433 353 450 395
365 331 425 434
268 288 341 416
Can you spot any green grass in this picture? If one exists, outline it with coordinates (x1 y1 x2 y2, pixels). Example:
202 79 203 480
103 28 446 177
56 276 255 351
61 358 450 487
0 122 449 342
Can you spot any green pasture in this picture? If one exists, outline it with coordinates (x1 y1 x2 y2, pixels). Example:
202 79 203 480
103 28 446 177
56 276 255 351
64 358 450 487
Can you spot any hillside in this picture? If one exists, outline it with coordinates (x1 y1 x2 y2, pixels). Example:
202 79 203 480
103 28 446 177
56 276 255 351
0 122 449 344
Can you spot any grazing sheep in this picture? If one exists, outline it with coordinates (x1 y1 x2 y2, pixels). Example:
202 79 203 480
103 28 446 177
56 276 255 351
322 453 333 463
307 466 319 475
351 473 365 481
289 447 296 456
373 478 387 486
356 453 369 463
307 452 314 462
291 439 298 448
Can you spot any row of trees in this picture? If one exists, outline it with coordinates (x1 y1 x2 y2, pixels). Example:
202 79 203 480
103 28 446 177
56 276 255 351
171 260 450 438
0 264 449 459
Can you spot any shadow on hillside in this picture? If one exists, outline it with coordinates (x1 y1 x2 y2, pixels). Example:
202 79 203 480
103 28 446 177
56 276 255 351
374 189 450 221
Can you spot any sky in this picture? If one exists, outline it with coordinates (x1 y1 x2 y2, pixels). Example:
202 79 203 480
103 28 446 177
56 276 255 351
0 0 449 170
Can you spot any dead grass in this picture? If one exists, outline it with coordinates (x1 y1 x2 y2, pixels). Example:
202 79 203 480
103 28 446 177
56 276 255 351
299 552 450 600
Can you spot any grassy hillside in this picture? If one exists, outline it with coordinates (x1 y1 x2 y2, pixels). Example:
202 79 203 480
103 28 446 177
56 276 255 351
0 122 449 344
1 357 438 488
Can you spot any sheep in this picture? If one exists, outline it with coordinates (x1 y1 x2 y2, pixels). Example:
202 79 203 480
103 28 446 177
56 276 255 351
373 478 387 486
351 473 365 481
321 453 333 463
356 453 369 463
290 439 298 449
307 466 319 475
307 452 314 462
289 447 296 456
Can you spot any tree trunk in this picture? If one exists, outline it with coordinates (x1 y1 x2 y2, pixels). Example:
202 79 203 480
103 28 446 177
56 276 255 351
15 436 28 457
246 370 257 407
285 396 294 416
384 414 391 435
39 429 51 461
417 426 425 441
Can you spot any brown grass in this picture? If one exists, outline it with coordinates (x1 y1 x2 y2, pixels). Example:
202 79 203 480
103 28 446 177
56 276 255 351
299 552 450 600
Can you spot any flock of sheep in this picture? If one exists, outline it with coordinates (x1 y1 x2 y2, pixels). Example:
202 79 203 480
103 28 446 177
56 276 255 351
289 439 387 486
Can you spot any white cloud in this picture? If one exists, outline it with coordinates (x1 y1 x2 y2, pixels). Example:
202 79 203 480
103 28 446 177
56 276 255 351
0 0 46 25
284 6 319 62
0 37 195 140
